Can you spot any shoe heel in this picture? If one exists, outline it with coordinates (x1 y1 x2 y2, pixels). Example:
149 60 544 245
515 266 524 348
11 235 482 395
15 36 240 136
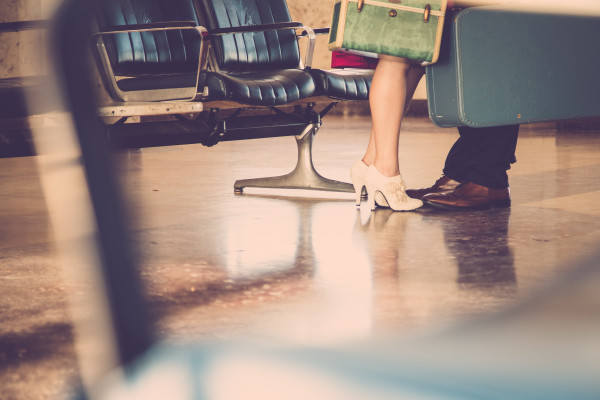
352 183 364 206
365 182 376 210
350 160 369 207
367 192 377 211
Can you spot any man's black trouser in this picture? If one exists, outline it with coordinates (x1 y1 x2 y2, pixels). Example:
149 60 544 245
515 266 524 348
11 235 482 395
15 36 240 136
443 125 520 189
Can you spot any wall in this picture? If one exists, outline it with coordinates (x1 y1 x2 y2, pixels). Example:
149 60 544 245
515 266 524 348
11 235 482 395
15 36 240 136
0 0 42 78
0 0 62 79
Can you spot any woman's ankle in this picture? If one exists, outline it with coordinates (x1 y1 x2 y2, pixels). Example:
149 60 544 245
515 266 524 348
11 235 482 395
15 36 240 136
373 161 400 177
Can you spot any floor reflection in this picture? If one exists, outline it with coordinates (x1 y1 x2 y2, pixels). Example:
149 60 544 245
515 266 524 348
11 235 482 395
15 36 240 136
438 209 517 293
352 206 520 330
4 116 600 399
224 202 306 280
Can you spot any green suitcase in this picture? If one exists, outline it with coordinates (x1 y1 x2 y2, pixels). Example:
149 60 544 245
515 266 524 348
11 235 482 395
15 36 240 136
328 0 447 64
426 7 600 127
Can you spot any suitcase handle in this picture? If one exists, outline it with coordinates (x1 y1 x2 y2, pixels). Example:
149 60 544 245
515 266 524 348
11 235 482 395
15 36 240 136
357 0 364 12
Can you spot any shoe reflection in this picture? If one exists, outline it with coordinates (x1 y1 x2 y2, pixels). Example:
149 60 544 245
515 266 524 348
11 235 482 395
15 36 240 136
353 206 518 329
438 208 517 292
352 208 421 330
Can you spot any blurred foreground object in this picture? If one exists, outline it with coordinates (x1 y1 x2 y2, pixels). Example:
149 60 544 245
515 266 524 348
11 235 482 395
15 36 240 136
33 0 600 399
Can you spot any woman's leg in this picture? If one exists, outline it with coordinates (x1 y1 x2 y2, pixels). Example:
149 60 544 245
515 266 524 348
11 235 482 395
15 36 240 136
362 56 424 174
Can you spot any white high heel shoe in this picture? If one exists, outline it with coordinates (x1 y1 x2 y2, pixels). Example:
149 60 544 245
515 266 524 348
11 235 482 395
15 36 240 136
350 160 389 207
365 165 423 211
350 160 369 206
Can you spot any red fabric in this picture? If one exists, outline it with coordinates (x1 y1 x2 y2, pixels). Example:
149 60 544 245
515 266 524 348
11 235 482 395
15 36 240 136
331 51 378 69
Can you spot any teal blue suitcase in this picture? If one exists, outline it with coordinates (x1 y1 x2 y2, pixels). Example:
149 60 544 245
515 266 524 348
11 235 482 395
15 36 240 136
426 7 600 127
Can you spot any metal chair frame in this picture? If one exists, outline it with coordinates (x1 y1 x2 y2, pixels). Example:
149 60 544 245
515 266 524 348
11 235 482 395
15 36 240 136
91 13 354 195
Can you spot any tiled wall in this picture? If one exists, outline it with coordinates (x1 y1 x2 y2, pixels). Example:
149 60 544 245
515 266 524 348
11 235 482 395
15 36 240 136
287 0 333 70
0 0 63 79
0 0 43 78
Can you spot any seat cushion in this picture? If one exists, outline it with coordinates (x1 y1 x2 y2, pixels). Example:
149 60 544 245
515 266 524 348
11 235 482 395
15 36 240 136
116 68 315 106
202 69 315 106
308 68 372 101
117 73 197 92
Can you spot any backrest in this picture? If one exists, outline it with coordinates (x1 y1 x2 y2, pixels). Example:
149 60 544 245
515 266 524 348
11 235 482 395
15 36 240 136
95 0 201 76
197 0 301 73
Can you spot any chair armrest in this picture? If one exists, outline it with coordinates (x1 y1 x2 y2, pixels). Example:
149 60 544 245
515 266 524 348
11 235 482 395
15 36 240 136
296 27 331 68
208 22 329 69
209 21 303 36
0 20 49 33
298 27 330 36
92 20 310 100
295 26 330 68
98 21 199 34
206 21 316 69
92 22 211 102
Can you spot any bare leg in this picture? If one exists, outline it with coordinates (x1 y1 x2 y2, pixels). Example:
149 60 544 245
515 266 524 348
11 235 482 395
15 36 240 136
362 127 377 166
362 56 424 174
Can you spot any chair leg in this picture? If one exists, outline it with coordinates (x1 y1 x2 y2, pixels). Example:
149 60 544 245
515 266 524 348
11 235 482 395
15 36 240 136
234 123 353 194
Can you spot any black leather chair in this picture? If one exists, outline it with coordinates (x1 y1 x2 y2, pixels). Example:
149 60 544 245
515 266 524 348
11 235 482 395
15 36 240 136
196 0 372 193
195 0 373 105
93 0 373 194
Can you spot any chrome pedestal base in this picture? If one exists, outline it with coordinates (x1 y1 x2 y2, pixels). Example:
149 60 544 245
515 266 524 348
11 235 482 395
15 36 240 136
234 124 353 194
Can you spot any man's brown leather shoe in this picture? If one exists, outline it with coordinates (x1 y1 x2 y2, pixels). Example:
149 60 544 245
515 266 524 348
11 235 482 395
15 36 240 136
406 176 460 200
422 181 511 210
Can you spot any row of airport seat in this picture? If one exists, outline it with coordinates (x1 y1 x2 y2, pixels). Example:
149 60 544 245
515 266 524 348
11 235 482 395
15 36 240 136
1 0 374 194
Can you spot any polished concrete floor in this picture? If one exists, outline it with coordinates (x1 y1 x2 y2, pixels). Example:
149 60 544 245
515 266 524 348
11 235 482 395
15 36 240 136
1 115 600 399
